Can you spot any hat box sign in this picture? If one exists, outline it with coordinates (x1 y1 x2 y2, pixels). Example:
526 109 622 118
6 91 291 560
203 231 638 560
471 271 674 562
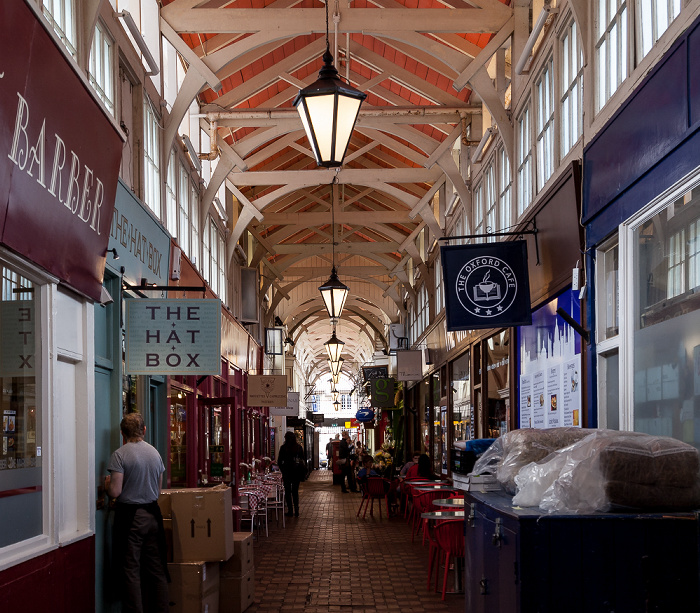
356 408 375 423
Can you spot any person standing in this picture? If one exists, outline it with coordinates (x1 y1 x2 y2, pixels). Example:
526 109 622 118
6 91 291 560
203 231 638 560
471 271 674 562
325 436 334 469
105 412 169 613
338 431 358 493
277 430 306 517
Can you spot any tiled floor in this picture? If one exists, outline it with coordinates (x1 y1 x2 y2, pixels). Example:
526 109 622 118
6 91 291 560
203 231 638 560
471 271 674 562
248 469 465 612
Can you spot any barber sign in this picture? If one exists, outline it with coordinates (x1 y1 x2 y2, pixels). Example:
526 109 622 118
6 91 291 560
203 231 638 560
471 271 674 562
125 299 221 375
441 241 532 331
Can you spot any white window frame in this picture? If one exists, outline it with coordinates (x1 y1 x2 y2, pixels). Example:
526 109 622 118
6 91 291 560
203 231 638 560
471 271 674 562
483 158 497 241
143 96 161 217
88 19 115 117
178 163 191 259
636 0 682 60
498 147 512 231
535 56 555 192
516 102 533 217
595 0 628 112
42 0 77 58
560 19 584 159
612 167 700 432
165 149 178 237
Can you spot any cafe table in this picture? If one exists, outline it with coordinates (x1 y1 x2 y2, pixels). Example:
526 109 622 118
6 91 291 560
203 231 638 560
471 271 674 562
433 498 465 508
414 485 457 492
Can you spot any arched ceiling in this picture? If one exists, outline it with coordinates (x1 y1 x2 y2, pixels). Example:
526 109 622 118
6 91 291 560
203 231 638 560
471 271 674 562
160 0 515 382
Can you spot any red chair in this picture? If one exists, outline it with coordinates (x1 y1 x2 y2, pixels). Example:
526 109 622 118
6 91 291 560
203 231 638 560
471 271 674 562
403 479 431 522
357 477 390 519
433 520 465 600
412 489 457 543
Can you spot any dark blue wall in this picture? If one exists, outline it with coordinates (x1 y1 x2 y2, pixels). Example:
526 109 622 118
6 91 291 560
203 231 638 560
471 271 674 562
583 15 700 246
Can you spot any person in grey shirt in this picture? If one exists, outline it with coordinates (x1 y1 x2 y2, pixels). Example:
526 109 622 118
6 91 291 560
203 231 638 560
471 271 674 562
105 412 168 613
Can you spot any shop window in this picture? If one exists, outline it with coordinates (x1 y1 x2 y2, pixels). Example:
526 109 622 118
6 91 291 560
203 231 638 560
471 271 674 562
451 351 472 442
0 266 40 548
169 389 188 486
631 181 700 443
486 330 510 438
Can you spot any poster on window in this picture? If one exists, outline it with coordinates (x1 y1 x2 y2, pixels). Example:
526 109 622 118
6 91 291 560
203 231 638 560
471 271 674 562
518 289 583 429
0 301 34 377
562 356 582 427
520 374 533 429
532 370 546 428
546 365 562 428
441 241 532 331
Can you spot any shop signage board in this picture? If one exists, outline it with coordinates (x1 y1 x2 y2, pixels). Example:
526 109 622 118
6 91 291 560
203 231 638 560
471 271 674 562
125 299 222 375
109 181 171 285
0 2 123 301
269 391 300 416
396 350 423 381
0 300 34 377
247 375 287 407
362 364 389 381
356 408 374 422
441 241 532 331
370 377 397 408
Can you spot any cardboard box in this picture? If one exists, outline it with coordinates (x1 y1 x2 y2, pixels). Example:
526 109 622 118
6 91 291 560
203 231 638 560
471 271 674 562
219 568 254 613
220 532 254 577
171 486 234 562
159 489 176 518
163 518 174 562
168 561 220 613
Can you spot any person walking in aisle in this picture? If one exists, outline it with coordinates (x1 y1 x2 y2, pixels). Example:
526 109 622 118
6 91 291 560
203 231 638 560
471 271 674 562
277 430 306 517
105 412 169 613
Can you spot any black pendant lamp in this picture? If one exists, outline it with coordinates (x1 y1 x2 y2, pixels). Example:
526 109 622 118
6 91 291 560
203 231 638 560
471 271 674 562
293 1 366 168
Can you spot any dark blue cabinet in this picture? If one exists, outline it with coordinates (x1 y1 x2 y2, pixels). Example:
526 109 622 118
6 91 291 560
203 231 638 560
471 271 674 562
465 491 699 613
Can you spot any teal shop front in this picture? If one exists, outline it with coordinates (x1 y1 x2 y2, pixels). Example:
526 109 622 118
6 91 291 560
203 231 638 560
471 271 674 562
94 179 172 612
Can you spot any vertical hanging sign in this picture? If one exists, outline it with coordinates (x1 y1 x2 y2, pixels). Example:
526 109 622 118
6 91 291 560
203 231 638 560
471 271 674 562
441 241 532 331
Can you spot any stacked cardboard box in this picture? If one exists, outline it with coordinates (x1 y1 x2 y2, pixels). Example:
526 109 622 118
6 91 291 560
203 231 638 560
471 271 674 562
168 562 220 613
219 532 255 613
464 473 501 492
159 485 236 612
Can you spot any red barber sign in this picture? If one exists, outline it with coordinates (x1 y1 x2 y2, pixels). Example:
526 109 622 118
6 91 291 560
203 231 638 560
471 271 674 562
0 1 122 301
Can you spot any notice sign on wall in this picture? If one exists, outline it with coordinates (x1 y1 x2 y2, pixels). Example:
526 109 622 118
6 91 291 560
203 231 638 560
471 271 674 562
248 375 288 408
125 299 221 375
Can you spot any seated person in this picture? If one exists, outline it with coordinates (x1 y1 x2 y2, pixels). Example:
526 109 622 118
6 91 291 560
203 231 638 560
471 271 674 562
399 451 421 477
357 455 379 481
406 453 439 480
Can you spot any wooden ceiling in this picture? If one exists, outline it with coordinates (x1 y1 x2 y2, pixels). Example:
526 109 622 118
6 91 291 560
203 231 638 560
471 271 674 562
159 0 514 385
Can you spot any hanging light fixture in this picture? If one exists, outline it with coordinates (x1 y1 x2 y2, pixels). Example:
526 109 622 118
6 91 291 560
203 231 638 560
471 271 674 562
333 399 341 411
318 181 349 320
328 357 344 378
293 0 366 168
324 328 344 362
332 390 340 403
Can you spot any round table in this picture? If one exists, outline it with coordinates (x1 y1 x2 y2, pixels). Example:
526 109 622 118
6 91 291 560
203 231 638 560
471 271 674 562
433 498 465 508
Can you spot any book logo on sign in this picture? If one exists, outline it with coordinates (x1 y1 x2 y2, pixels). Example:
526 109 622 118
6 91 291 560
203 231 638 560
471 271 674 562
456 256 517 319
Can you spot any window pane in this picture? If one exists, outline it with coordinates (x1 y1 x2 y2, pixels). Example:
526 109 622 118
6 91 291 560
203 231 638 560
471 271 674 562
0 267 41 547
633 185 700 447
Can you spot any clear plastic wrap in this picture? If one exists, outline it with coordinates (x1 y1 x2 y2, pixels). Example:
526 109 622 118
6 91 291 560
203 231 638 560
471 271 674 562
472 428 594 494
511 429 700 513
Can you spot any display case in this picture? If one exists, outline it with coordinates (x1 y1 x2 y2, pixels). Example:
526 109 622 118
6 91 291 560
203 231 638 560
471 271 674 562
465 490 699 613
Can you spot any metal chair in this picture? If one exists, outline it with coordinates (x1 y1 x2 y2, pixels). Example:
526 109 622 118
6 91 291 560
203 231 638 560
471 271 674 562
266 481 286 528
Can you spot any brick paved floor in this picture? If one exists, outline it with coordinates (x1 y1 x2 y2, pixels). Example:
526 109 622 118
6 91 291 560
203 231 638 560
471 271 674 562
248 469 465 613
